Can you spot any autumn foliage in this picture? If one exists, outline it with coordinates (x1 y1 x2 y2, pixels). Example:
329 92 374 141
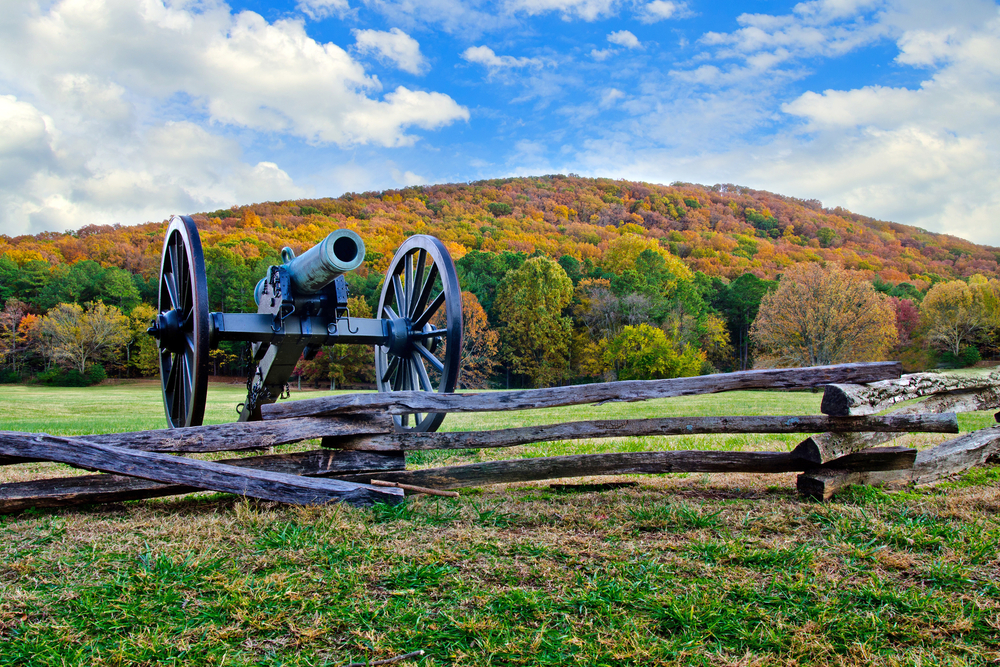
750 264 898 367
1 175 999 385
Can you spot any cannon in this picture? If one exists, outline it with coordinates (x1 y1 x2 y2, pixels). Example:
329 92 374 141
147 215 462 432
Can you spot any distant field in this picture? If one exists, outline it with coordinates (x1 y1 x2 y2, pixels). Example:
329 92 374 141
1 381 998 666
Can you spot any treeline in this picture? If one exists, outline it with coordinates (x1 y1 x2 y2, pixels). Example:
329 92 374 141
1 175 999 387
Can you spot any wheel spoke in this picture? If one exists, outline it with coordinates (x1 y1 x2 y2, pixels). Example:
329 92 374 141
167 240 182 309
165 353 180 418
392 273 407 317
391 355 405 392
404 253 414 314
381 354 400 383
382 304 399 321
180 350 193 419
414 342 445 373
413 291 445 330
412 356 433 391
411 263 438 323
162 270 180 311
409 250 427 318
176 238 190 313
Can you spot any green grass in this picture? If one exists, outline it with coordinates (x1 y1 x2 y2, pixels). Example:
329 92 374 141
1 383 998 666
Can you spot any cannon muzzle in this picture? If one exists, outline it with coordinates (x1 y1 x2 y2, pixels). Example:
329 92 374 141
255 229 365 303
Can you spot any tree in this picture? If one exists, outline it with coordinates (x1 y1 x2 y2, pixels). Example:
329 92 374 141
710 273 777 370
890 297 920 347
495 256 573 387
0 299 28 378
205 247 256 313
127 303 160 377
596 323 704 381
920 276 1000 356
459 291 499 389
38 302 131 374
750 264 898 367
455 250 526 326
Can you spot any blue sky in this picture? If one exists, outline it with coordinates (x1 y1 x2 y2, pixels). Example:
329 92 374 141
2 0 999 247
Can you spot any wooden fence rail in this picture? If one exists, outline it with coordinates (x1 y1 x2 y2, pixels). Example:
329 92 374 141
262 362 902 420
0 362 995 511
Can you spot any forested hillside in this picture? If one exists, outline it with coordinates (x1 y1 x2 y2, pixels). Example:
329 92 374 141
2 175 998 387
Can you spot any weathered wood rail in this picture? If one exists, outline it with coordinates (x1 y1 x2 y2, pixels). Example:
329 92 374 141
1 362 997 512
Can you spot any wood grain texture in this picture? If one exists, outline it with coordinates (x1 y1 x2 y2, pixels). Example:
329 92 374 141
797 425 1000 499
0 414 393 467
797 470 912 501
820 371 1000 416
0 433 403 508
337 446 916 489
797 385 1000 464
330 414 957 452
0 450 405 513
263 362 902 420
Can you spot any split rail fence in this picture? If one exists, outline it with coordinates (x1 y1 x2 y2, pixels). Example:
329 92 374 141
1 362 998 512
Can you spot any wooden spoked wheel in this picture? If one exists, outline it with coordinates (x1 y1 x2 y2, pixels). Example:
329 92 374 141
375 235 463 433
152 215 210 428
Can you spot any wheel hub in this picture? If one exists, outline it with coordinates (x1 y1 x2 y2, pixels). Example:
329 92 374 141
149 308 186 354
384 316 412 357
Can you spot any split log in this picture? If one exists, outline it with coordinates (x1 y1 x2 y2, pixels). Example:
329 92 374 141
330 414 958 452
0 433 402 508
795 385 1000 464
0 450 404 514
796 470 912 501
797 424 1000 500
0 414 394 466
337 446 916 490
263 362 902 420
820 371 1000 417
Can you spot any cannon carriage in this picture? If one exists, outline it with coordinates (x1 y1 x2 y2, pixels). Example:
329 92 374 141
146 215 463 432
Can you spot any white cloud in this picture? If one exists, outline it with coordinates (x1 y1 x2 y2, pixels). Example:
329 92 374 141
0 0 469 235
0 0 467 147
607 30 642 49
590 48 615 61
462 46 544 72
638 1 690 23
361 0 511 37
353 27 427 75
571 1 1000 248
599 88 626 108
297 0 351 20
505 0 619 21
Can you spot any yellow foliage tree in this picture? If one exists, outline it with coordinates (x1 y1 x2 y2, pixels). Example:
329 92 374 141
38 302 131 373
750 263 898 367
603 234 691 282
921 276 1000 356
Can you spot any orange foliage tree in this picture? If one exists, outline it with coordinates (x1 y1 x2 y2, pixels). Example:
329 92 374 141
459 291 499 388
750 263 898 367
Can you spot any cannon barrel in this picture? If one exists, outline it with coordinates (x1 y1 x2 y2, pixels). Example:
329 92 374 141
255 229 366 303
288 229 366 293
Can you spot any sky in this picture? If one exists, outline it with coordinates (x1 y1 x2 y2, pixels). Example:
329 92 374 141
2 0 999 248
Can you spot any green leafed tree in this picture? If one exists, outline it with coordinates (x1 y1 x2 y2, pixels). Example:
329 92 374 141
495 256 573 387
600 323 704 381
455 250 526 325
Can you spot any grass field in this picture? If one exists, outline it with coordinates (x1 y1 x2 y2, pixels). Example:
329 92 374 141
1 380 999 666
